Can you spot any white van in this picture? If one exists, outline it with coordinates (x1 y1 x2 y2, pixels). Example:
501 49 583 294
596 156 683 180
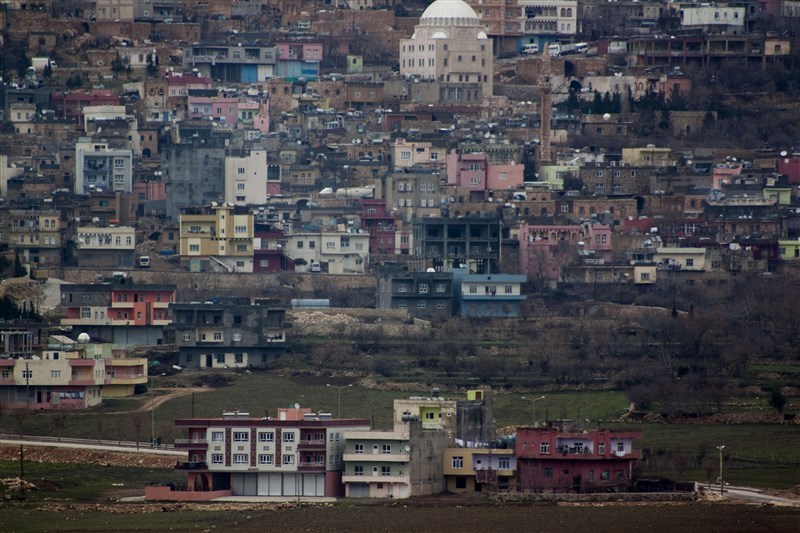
138 256 151 268
521 43 539 55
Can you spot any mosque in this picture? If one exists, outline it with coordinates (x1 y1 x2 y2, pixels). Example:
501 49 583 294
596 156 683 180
399 0 494 103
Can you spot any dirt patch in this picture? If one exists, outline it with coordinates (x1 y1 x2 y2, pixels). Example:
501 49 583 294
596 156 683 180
0 445 175 468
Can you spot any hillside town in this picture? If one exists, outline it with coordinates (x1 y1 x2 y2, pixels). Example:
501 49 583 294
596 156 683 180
0 0 800 515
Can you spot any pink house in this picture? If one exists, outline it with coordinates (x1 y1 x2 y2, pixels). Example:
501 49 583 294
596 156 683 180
519 222 613 280
447 149 524 201
134 180 166 203
777 155 800 184
712 163 742 190
188 92 239 124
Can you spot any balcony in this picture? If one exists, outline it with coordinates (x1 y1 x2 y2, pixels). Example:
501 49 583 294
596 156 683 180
342 474 409 484
69 359 96 367
108 375 148 385
297 461 326 472
111 300 135 309
175 461 208 470
298 439 326 451
343 453 409 463
174 439 208 449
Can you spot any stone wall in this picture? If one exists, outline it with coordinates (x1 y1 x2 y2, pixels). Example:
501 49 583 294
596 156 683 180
492 491 697 503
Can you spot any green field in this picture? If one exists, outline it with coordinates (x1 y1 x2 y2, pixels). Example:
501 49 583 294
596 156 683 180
3 371 799 490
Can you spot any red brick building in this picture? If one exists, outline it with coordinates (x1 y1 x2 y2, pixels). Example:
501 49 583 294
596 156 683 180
515 422 641 492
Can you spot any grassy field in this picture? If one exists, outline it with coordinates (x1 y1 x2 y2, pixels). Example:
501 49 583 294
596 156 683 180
0 460 172 503
0 500 799 533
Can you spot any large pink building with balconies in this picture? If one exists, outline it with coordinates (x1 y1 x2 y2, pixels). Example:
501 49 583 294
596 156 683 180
518 221 613 280
447 149 524 201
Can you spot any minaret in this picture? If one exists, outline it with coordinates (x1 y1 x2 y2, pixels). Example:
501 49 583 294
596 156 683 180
538 46 552 165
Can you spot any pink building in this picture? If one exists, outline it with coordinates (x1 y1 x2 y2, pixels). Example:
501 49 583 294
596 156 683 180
712 163 742 189
447 149 524 201
253 99 270 134
361 199 400 254
133 180 166 203
515 423 641 492
518 222 613 280
51 90 120 125
188 92 239 124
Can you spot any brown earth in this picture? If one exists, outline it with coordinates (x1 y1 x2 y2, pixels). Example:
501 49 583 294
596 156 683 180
0 445 175 468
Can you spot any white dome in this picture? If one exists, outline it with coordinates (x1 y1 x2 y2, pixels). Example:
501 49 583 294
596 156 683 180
477 31 488 40
431 31 448 39
420 0 479 26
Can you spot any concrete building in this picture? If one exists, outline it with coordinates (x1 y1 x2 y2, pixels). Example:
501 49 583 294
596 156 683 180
224 149 269 206
399 0 493 101
413 216 502 273
1 208 64 268
59 276 176 345
515 422 641 492
282 230 370 274
454 273 527 318
170 299 288 369
148 408 371 500
183 44 277 83
179 204 255 273
75 140 133 195
376 269 455 319
444 446 516 492
75 225 136 269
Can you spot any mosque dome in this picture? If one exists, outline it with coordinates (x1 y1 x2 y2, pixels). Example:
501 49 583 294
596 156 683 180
420 0 480 26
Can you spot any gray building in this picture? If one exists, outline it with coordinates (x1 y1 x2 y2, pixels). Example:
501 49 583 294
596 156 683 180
162 132 227 221
170 299 288 369
412 215 501 274
376 269 454 319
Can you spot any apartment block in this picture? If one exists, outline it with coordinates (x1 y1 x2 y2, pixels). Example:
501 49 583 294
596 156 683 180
179 204 254 272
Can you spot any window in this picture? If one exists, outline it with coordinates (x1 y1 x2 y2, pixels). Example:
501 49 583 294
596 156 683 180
397 301 407 309
183 332 191 341
1 369 8 379
355 443 364 454
189 244 200 252
258 454 273 465
419 283 429 294
381 466 391 476
504 285 513 294
233 454 248 464
382 444 392 454
51 370 61 379
234 432 249 442
452 456 464 469
283 454 295 465
686 258 694 267
430 152 439 161
540 442 550 454
211 454 223 464
498 172 507 181
283 432 295 443
544 467 553 478
397 283 408 293
436 300 446 309
417 300 427 308
617 442 625 453
259 432 274 442
400 151 411 160
235 354 243 364
469 286 477 294
22 369 32 379
598 443 605 454
81 307 91 319
594 184 605 194
213 332 223 341
354 465 364 476
498 457 510 470
233 332 242 342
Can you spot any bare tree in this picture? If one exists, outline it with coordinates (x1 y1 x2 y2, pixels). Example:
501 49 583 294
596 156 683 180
50 412 69 442
133 413 143 450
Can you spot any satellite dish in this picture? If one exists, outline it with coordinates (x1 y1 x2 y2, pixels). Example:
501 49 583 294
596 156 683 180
294 402 300 409
602 113 611 121
404 445 411 452
77 332 90 343
172 365 182 371
781 151 788 157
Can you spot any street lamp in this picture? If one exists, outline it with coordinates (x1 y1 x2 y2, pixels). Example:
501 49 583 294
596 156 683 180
326 383 353 418
521 395 546 427
716 445 725 496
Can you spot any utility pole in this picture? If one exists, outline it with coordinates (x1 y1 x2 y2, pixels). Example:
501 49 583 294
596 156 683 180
326 383 353 418
19 445 25 500
716 445 725 496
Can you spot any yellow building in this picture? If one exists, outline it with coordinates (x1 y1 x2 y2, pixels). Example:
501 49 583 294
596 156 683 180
179 203 255 272
443 447 516 492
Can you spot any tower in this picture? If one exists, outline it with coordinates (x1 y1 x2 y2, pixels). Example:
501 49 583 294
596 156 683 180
538 47 552 165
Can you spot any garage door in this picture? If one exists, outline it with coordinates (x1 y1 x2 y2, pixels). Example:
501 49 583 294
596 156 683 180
349 483 369 498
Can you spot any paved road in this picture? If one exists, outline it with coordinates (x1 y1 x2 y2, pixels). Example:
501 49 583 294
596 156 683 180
701 483 800 506
0 436 184 456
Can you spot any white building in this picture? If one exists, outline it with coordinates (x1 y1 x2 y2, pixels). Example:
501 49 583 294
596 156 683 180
225 149 269 206
519 0 578 36
75 140 133 194
679 6 745 30
399 0 493 98
283 230 370 274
